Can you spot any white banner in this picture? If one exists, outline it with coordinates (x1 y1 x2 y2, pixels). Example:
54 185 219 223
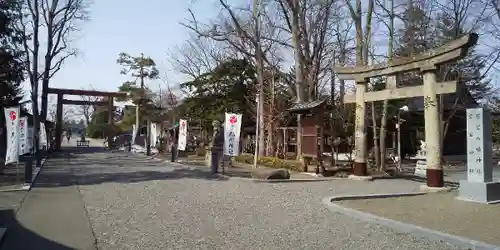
4 107 20 164
177 119 187 151
39 122 47 150
224 113 242 156
19 117 28 155
132 124 137 144
150 123 157 147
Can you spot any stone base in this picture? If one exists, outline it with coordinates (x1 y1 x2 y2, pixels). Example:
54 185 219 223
348 175 373 181
419 184 452 193
413 160 426 178
457 180 500 204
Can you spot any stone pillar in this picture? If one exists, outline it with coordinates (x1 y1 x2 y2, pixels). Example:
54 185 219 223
107 97 114 147
422 69 443 187
55 94 63 151
353 79 368 176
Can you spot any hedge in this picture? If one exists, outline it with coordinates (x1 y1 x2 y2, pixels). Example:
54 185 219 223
234 154 302 172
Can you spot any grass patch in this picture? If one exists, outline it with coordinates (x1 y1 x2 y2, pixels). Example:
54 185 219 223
234 154 302 172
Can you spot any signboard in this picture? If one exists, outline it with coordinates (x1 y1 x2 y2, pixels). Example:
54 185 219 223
27 126 33 154
4 106 20 164
39 122 47 150
19 117 28 155
223 113 242 156
150 123 157 147
466 108 493 182
132 124 137 145
177 119 187 151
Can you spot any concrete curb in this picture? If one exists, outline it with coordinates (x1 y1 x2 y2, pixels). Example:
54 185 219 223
0 157 48 193
322 193 500 250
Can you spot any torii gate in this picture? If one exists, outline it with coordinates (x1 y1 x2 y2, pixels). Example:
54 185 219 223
47 88 128 150
335 33 478 189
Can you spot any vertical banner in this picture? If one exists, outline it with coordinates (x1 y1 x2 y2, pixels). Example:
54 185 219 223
27 126 33 154
150 123 157 147
39 122 47 150
224 113 242 156
177 119 187 151
132 124 137 145
19 117 28 155
4 106 20 164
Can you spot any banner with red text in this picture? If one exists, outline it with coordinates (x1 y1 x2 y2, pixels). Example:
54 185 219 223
223 113 242 156
177 119 188 151
4 107 20 164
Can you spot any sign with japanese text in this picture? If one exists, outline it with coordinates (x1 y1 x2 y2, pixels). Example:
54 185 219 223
4 107 20 164
150 123 157 147
27 126 33 154
39 122 47 150
223 113 242 156
132 124 137 145
466 108 493 183
19 117 28 155
178 119 188 151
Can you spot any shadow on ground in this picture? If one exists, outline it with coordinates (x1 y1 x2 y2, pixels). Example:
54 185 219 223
34 168 230 188
33 147 231 188
0 209 74 250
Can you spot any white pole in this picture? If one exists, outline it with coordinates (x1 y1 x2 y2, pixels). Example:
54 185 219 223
253 94 260 168
252 0 261 168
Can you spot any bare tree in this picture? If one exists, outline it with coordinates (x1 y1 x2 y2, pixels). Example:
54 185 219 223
182 0 284 157
47 95 74 122
168 35 231 80
16 0 42 161
35 0 90 123
374 0 396 171
75 85 101 125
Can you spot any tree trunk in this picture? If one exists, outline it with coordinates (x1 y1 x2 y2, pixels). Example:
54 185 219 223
371 102 380 168
330 64 336 166
379 0 395 172
266 124 273 156
40 14 54 124
257 82 266 157
379 100 389 171
290 0 304 160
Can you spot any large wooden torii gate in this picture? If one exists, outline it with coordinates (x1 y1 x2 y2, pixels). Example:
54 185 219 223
335 33 478 189
47 88 128 151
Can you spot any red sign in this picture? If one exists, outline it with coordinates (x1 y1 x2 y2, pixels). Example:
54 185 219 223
9 111 16 121
229 115 237 124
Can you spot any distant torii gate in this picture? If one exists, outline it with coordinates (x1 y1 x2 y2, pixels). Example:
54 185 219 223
47 88 128 151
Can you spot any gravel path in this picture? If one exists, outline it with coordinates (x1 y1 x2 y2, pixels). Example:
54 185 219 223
69 150 463 250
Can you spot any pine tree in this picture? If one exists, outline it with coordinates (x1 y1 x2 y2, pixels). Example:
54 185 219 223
434 12 491 105
0 0 25 106
393 4 438 88
394 4 437 58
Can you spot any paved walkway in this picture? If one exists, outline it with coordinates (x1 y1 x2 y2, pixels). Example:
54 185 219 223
1 142 464 250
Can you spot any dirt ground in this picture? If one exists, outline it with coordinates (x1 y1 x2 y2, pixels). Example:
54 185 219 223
336 191 500 246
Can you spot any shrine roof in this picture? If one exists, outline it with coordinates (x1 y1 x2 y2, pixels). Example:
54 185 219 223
287 100 326 112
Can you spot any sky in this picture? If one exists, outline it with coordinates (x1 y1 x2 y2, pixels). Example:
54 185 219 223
23 0 221 104
22 0 499 116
